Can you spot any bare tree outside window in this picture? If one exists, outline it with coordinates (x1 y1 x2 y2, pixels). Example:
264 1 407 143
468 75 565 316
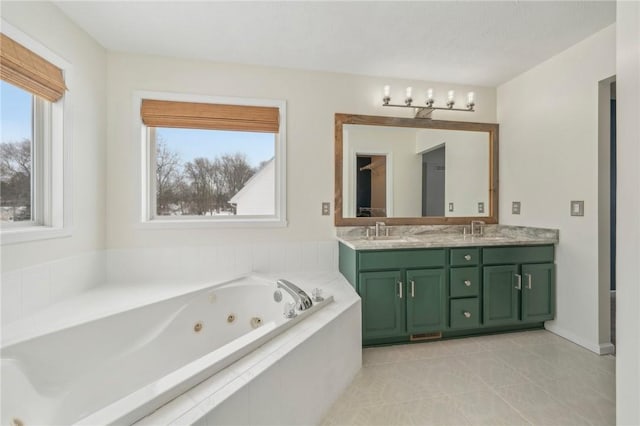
0 139 32 222
153 128 274 217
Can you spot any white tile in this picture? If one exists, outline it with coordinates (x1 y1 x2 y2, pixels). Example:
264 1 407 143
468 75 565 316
1 270 22 324
317 241 338 270
267 243 287 272
247 360 282 425
251 244 270 273
205 385 249 426
234 245 252 275
284 243 303 271
300 242 319 270
21 264 50 317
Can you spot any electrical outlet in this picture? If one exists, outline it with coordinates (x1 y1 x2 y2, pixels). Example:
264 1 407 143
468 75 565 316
321 202 330 216
478 202 485 214
448 202 454 212
512 201 521 215
570 200 584 216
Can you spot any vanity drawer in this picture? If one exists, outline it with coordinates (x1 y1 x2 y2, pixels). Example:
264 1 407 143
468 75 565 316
482 245 554 265
450 267 480 298
358 249 445 270
450 248 480 266
450 298 480 329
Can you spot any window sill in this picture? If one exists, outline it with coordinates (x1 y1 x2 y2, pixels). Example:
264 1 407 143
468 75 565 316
1 226 72 245
137 217 288 230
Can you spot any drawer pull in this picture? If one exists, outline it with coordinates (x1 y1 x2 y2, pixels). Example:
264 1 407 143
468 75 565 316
463 311 472 318
464 279 472 287
410 280 415 298
525 273 532 289
398 281 403 299
515 274 522 290
464 254 472 261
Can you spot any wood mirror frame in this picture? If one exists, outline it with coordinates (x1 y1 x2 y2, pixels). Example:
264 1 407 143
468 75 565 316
334 113 499 226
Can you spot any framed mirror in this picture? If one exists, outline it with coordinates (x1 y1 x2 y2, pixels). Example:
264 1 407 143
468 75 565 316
334 113 499 226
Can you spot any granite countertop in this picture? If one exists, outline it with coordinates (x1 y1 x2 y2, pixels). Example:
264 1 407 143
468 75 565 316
336 225 559 251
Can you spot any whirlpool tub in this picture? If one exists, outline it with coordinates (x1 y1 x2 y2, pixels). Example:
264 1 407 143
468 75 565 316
1 275 334 425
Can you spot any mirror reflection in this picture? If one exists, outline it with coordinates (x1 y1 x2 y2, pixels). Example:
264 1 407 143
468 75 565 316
343 124 489 218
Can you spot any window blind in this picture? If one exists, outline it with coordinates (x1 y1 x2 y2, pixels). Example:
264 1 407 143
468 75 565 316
140 99 280 133
0 33 67 102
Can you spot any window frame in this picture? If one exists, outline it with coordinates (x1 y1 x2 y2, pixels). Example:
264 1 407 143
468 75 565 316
134 91 287 228
0 20 72 245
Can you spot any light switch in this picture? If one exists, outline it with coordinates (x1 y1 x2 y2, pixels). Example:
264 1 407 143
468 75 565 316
570 200 584 216
321 202 331 216
448 202 454 212
478 202 485 214
512 201 521 215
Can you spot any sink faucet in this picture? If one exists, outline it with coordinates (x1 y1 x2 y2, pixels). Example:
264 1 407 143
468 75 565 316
277 279 313 311
471 220 486 235
375 221 387 237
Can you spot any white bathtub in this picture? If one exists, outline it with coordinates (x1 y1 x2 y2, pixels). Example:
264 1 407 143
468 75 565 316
1 275 333 426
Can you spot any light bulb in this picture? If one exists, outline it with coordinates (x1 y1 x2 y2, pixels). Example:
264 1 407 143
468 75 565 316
448 90 455 102
427 88 433 100
467 92 475 104
404 86 413 106
382 85 391 105
447 90 455 108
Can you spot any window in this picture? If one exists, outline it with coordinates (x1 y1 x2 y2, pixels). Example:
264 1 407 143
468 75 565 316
0 29 69 243
138 94 286 227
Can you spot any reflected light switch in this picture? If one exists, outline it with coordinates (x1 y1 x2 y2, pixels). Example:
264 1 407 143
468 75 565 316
571 200 584 216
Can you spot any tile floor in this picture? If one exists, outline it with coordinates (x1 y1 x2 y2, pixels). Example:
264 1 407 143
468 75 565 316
321 330 615 426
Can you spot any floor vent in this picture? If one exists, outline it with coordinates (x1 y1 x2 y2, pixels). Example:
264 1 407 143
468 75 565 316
410 332 442 341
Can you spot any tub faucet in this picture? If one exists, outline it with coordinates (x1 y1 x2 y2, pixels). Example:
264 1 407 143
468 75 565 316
277 279 313 311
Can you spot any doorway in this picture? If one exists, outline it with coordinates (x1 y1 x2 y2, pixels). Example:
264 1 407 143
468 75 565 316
356 155 387 217
422 145 445 216
598 76 616 354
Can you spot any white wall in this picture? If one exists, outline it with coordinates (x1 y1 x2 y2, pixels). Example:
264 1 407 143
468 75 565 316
615 1 640 423
497 24 616 353
0 2 107 320
106 52 496 248
416 129 489 216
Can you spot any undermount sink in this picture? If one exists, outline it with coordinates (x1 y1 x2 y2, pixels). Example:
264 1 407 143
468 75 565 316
367 236 417 243
474 235 511 241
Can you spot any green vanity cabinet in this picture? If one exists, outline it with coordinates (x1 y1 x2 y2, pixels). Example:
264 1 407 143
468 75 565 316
338 242 555 346
359 270 404 339
405 269 446 334
482 246 555 326
360 268 446 339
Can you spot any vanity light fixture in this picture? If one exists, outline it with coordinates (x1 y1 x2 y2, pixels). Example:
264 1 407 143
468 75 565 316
382 86 475 119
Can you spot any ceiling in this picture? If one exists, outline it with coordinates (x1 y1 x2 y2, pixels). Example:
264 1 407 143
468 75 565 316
54 1 615 87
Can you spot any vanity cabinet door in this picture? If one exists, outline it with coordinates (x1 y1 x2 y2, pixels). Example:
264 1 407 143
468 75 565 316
483 265 520 326
359 271 405 339
521 263 555 322
406 269 446 334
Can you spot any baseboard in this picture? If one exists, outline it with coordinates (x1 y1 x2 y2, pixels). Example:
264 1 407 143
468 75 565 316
544 323 611 355
598 342 616 355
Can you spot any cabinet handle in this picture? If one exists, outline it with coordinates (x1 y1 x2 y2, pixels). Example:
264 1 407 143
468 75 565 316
464 254 472 261
464 279 472 287
398 281 403 299
525 273 532 289
515 274 522 290
463 311 471 318
410 280 415 298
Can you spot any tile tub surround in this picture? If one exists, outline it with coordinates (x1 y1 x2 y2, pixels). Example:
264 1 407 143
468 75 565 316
134 271 361 426
337 225 559 250
321 330 615 426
